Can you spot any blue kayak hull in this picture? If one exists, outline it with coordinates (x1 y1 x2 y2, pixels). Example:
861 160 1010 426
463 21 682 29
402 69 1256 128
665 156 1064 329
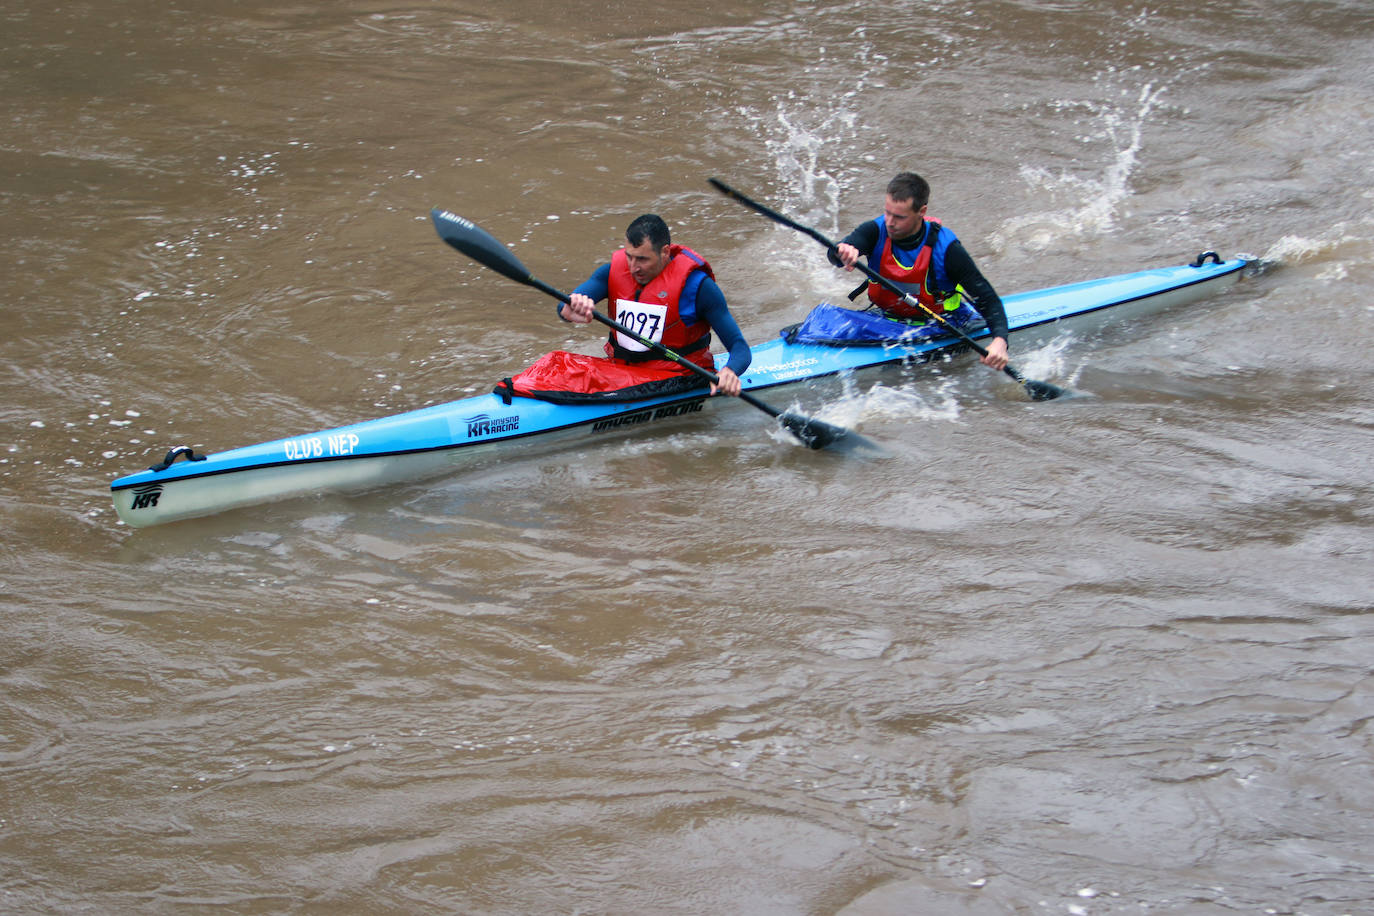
110 256 1246 527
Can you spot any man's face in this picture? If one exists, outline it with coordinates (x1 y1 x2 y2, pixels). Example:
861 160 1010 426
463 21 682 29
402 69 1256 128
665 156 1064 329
625 238 670 286
883 194 927 240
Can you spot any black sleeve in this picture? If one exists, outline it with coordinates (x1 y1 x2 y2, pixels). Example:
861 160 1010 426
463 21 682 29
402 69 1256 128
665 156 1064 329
827 220 882 266
942 241 1009 342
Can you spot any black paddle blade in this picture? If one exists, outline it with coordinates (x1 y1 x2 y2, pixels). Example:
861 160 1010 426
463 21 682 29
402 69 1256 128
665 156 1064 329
431 208 533 285
1023 378 1067 401
778 411 849 450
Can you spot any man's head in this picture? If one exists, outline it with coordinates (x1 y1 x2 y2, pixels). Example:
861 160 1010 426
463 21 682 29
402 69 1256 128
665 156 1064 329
883 172 930 240
624 214 673 286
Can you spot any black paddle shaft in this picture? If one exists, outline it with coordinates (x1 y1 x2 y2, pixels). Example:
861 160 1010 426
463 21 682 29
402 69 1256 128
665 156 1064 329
706 179 1065 401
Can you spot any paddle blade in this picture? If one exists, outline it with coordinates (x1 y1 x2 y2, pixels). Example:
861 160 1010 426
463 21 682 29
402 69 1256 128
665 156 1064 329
431 208 533 286
1022 378 1067 401
778 411 850 450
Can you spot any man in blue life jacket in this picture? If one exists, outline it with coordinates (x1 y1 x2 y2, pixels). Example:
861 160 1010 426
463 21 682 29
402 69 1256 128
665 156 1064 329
831 171 1010 371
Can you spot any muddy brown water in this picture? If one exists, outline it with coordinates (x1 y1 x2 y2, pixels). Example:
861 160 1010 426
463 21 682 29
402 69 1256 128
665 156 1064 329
3 1 1372 913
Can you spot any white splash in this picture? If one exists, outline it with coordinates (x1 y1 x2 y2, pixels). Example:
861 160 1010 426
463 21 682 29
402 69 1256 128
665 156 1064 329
990 82 1169 254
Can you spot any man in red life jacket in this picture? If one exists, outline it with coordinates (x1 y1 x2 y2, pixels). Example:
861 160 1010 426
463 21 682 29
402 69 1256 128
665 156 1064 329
552 213 750 397
832 172 1011 371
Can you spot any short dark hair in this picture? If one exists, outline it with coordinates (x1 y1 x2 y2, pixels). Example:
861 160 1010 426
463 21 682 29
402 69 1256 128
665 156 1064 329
886 172 930 209
626 213 671 250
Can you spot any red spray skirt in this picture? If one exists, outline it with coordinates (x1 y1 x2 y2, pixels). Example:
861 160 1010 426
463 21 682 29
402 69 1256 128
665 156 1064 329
495 350 712 405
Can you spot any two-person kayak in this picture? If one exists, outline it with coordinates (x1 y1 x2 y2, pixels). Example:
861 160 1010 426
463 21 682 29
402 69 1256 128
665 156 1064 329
109 251 1246 527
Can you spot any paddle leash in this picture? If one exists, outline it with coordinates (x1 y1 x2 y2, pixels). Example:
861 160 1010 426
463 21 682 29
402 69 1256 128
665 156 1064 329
707 179 1066 401
430 208 854 449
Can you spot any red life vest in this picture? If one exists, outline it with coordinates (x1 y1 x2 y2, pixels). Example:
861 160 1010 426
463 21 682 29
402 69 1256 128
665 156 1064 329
605 245 714 369
866 218 960 320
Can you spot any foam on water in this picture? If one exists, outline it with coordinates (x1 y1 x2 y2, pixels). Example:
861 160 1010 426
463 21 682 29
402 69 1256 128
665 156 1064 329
1261 212 1374 279
808 375 963 431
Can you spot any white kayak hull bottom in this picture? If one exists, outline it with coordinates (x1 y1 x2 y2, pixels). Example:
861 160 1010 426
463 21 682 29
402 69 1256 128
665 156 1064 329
113 447 463 528
110 397 731 527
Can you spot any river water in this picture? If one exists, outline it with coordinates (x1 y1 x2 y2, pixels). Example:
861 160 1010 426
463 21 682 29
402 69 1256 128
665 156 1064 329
3 1 1372 913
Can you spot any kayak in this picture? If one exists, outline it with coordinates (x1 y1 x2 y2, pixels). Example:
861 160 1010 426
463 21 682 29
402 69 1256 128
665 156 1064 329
109 252 1246 527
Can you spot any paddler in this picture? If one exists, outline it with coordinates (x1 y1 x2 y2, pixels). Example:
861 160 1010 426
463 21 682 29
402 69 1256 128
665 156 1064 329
497 214 751 403
831 171 1011 371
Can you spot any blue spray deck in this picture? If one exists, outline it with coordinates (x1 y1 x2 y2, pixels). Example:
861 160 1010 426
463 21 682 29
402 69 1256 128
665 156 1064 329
110 256 1246 527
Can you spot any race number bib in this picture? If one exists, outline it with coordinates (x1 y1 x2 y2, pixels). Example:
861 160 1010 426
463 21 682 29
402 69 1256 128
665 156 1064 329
613 299 668 352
